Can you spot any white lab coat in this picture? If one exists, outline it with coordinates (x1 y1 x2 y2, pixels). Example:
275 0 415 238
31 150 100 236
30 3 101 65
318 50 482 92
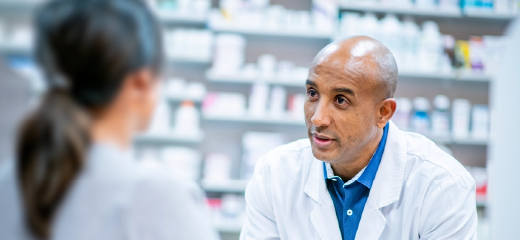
240 121 477 240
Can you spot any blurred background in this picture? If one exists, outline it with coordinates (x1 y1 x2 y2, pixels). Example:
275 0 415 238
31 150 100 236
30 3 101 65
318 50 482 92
0 0 516 239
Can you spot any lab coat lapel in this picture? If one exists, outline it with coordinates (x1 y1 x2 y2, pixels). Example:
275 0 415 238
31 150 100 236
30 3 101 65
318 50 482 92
305 157 342 240
355 121 407 240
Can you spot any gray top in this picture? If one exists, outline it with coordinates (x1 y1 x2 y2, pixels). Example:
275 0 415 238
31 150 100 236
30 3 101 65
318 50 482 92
0 143 220 240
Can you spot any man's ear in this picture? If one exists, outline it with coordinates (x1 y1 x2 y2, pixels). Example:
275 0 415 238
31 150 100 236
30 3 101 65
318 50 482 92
377 98 396 128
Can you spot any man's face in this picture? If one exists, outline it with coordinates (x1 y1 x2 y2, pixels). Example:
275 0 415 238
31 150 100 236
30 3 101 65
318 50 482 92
304 50 381 164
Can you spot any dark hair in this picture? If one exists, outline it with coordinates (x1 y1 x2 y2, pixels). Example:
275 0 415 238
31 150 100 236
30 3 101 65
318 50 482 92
16 0 163 238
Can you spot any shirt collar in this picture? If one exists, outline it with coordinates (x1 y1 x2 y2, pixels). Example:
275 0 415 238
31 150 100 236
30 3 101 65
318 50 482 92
322 122 389 189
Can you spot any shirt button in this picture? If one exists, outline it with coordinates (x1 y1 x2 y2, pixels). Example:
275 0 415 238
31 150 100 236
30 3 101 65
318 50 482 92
347 209 353 216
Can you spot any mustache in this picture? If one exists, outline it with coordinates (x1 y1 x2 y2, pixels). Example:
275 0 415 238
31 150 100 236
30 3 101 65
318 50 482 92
308 125 338 139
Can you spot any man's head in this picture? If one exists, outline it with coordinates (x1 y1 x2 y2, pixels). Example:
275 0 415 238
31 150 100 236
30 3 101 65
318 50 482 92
305 36 397 164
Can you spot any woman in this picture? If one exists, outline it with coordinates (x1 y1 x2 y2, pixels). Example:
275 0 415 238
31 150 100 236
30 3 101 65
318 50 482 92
0 0 219 239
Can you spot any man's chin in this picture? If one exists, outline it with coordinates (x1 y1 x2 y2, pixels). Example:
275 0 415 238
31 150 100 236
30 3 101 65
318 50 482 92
310 145 337 162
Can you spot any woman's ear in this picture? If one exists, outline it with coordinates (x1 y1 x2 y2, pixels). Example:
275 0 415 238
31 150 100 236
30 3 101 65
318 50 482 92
121 68 159 131
377 98 396 128
126 69 156 97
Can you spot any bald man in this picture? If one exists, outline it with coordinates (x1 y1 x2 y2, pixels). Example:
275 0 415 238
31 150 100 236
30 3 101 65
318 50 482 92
240 36 477 240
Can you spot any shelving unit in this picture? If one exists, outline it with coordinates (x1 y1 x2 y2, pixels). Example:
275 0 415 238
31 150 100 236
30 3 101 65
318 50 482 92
214 221 244 233
134 131 205 144
209 24 334 39
155 11 207 24
339 2 462 17
206 72 305 87
399 71 491 82
424 134 488 146
167 55 212 64
0 1 503 239
206 70 491 85
201 180 249 193
463 9 516 20
0 0 39 13
0 44 31 56
164 94 204 103
339 1 515 20
203 114 305 126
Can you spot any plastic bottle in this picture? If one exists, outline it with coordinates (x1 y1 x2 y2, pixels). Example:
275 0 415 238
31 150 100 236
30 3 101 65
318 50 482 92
360 13 380 40
439 0 460 10
431 95 450 137
380 14 403 68
249 83 270 117
442 35 456 72
147 100 171 134
412 97 430 134
418 21 442 72
452 98 471 139
174 101 201 135
472 104 489 139
416 0 436 8
402 17 419 72
393 98 413 130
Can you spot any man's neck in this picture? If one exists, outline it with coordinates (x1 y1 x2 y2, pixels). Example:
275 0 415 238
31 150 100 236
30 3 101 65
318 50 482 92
330 128 383 181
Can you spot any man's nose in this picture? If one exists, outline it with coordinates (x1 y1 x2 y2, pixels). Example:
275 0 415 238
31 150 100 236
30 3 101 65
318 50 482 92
311 102 332 128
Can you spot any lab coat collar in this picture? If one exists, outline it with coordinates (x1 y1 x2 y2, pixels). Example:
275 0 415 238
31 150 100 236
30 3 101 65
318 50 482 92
304 121 406 207
304 121 407 240
367 121 407 209
305 155 343 239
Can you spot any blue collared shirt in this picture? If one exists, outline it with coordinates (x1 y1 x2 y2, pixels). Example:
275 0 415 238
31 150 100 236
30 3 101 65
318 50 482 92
323 123 389 240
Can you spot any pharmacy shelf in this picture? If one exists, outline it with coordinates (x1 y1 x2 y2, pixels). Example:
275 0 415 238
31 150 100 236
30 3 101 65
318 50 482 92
420 133 488 146
207 71 490 84
134 131 204 144
214 221 244 233
399 71 491 82
339 2 516 20
155 11 207 24
206 72 305 87
0 44 31 56
201 180 249 193
476 196 487 207
339 2 462 18
168 56 211 64
0 1 40 13
203 114 305 126
463 9 516 20
210 24 334 39
164 95 204 103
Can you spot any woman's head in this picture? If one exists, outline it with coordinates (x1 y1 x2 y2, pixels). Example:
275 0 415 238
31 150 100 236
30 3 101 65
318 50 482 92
17 0 163 238
36 0 163 130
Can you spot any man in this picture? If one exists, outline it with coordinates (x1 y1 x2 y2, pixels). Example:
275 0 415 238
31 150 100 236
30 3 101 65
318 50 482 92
240 36 477 240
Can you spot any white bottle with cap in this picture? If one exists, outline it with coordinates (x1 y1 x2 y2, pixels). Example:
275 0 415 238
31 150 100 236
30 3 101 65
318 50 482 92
380 14 403 67
452 98 471 139
393 97 412 131
412 97 430 134
360 13 380 40
418 21 442 73
173 101 201 136
431 95 450 138
402 17 420 72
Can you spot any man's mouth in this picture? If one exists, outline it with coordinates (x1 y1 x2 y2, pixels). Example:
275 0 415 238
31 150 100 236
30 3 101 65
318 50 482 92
312 133 335 148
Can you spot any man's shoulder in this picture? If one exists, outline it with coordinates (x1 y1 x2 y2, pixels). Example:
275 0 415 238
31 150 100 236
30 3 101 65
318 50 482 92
254 138 314 177
401 131 474 185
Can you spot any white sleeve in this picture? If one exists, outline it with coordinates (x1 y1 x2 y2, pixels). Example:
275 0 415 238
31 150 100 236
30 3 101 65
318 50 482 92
126 176 220 240
419 175 478 240
240 156 280 240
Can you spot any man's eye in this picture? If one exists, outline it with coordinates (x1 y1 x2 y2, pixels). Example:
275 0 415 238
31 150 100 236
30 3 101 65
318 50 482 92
337 97 347 105
308 89 318 98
